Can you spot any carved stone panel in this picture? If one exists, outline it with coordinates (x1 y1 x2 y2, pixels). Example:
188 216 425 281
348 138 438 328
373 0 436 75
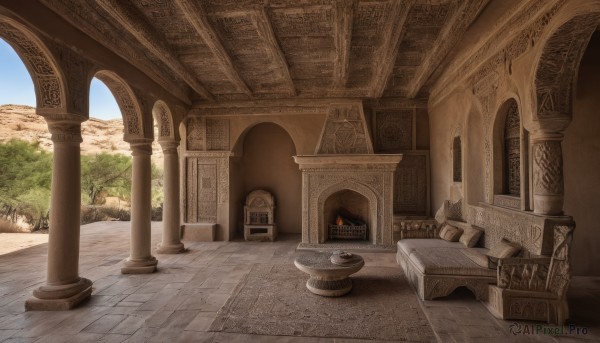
186 117 205 151
394 153 428 216
185 158 217 223
505 102 520 196
375 110 413 151
206 118 230 150
316 103 373 154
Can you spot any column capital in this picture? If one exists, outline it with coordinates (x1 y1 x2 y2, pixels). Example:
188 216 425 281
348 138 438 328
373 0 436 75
128 138 153 156
158 139 180 154
528 116 571 136
44 116 85 144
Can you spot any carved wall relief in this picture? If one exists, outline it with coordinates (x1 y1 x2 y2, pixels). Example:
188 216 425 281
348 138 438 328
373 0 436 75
535 14 599 118
206 118 230 150
533 140 563 196
374 109 413 151
153 102 172 138
504 101 520 196
186 117 205 151
184 152 231 223
394 152 428 217
95 71 142 137
0 20 64 111
316 103 373 154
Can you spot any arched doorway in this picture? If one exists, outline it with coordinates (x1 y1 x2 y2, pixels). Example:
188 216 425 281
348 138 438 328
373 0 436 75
238 122 301 234
563 29 600 276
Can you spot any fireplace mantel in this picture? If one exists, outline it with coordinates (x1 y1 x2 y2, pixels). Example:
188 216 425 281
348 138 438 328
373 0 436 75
294 154 402 251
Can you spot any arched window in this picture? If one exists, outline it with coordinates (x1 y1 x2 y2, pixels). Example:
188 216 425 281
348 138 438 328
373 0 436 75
504 102 520 196
452 136 462 182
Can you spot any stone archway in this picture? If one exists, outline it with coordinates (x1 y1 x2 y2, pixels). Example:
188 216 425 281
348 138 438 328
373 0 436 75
93 70 144 139
0 17 65 114
530 13 600 215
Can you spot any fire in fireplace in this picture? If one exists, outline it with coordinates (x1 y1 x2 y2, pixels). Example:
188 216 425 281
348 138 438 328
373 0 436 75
329 209 368 241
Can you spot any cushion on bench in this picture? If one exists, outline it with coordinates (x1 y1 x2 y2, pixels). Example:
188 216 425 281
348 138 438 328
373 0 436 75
397 239 463 256
407 247 496 277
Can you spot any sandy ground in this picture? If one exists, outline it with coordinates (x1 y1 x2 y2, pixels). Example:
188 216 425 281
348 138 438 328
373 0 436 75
0 233 48 255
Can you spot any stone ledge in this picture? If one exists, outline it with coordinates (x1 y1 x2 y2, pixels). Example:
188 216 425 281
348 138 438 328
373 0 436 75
182 223 216 242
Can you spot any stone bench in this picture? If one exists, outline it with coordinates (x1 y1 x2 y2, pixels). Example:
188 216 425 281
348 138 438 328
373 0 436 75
396 214 575 324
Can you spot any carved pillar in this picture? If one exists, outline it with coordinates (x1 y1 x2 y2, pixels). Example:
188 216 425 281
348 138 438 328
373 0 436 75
156 140 185 254
122 140 158 274
26 117 92 311
532 131 564 215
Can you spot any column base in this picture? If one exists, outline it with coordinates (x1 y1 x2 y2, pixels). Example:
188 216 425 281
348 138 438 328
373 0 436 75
25 277 92 311
155 242 186 254
121 256 158 274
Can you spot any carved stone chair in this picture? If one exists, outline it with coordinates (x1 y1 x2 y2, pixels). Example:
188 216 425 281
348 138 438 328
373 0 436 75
484 225 574 324
243 190 277 242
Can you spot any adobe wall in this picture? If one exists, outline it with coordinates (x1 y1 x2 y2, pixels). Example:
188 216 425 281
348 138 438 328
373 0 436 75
428 0 600 275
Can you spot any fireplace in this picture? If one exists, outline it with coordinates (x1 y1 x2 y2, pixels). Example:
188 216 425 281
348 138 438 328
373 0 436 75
294 155 401 250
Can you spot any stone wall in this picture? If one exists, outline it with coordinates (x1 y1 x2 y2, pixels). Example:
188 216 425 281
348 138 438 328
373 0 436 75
427 0 600 275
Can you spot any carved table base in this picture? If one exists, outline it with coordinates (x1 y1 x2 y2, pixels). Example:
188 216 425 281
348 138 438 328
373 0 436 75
295 251 364 297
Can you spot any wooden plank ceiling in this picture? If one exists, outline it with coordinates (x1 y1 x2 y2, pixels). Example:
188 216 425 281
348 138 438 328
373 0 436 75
41 0 489 103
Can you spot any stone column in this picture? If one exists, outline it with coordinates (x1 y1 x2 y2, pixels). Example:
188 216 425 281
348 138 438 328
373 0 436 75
532 131 564 215
156 140 185 254
26 117 92 311
122 140 158 274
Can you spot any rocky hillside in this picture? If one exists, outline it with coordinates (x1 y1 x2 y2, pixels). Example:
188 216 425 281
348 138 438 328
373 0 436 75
0 104 163 167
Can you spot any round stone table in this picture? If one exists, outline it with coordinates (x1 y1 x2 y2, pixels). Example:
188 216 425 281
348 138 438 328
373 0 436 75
294 251 364 297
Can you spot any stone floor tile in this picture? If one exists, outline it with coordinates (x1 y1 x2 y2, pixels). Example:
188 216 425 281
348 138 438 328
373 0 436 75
82 314 126 334
0 222 598 343
66 332 105 342
183 311 217 332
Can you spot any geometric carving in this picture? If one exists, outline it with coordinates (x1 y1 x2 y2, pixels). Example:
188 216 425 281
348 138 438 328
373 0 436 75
394 153 428 216
186 117 205 151
533 141 563 195
0 20 63 110
95 71 142 136
185 158 217 223
317 104 373 154
504 101 520 196
375 110 412 151
535 14 598 118
206 119 229 151
158 106 171 138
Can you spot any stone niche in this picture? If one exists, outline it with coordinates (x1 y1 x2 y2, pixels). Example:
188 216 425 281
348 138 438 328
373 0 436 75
294 155 401 250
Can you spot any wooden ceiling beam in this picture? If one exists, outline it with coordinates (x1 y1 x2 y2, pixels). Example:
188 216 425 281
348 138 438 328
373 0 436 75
174 0 253 97
369 0 415 98
333 0 356 89
253 8 297 96
96 0 214 101
404 0 490 98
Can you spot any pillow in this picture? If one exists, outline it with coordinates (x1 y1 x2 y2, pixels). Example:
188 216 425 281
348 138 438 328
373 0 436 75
459 226 483 248
438 224 463 242
487 238 521 259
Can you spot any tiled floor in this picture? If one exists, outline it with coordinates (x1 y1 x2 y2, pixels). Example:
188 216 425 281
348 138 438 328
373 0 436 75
0 222 598 342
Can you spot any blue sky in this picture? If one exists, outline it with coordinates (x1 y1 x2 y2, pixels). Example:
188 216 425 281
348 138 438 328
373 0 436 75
0 39 121 120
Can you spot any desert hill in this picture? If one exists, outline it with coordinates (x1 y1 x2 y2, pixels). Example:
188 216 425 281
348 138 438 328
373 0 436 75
0 104 163 167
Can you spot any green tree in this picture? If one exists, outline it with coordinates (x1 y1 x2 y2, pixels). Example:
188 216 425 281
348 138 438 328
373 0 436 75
81 153 132 205
0 140 52 227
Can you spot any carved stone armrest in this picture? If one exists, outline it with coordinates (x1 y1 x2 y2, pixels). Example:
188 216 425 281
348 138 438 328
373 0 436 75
497 257 552 291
